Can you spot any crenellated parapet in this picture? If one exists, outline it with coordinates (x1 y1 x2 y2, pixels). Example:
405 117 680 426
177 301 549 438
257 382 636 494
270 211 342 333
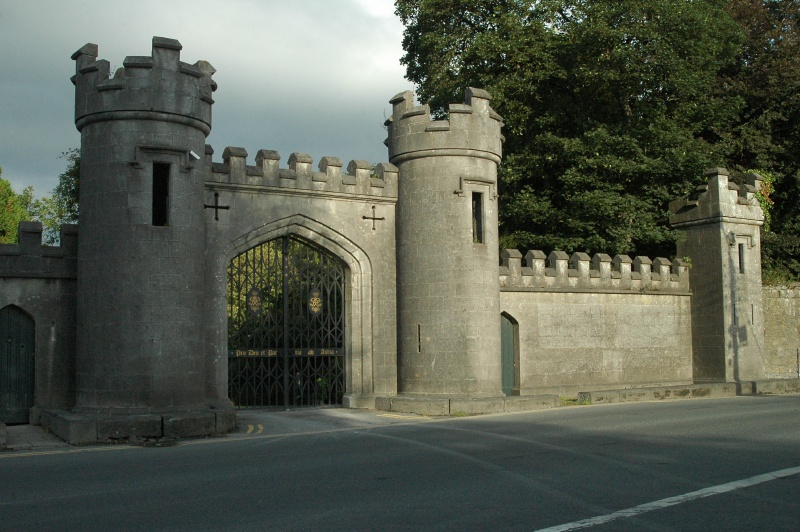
499 249 690 294
0 222 78 279
72 36 216 135
385 88 503 165
206 146 398 199
669 168 764 228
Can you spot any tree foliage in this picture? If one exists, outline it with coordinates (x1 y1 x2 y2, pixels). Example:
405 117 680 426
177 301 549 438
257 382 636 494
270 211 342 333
396 0 800 281
725 0 800 282
27 149 81 245
0 166 33 244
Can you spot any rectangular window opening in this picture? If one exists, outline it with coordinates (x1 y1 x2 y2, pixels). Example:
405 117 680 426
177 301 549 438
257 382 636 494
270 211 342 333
738 243 745 274
152 162 170 226
472 192 484 244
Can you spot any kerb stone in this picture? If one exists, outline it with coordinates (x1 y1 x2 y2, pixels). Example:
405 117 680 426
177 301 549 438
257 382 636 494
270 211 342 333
97 415 162 440
449 397 505 415
40 410 97 444
163 412 216 438
374 396 392 411
390 397 450 416
504 396 559 411
618 389 653 402
586 390 621 404
214 410 237 433
755 379 800 394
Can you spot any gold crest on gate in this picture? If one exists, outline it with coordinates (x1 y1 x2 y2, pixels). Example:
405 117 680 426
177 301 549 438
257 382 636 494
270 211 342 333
308 290 322 315
247 288 263 316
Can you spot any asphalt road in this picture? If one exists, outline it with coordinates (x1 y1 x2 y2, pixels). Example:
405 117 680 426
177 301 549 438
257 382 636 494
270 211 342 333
1 396 798 531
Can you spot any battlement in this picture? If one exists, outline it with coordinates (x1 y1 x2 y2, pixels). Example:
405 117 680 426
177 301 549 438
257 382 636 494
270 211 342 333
499 249 690 294
385 88 503 164
669 167 765 228
206 146 398 199
0 222 78 279
72 36 216 135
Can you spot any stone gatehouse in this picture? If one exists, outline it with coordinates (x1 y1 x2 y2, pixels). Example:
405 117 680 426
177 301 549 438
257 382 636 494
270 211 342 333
1 37 797 444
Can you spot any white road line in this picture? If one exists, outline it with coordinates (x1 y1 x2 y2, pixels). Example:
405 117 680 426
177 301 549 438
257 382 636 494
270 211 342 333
536 466 800 531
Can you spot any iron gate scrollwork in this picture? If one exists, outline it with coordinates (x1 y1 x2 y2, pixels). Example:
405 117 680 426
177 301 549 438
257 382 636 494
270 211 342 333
227 235 345 407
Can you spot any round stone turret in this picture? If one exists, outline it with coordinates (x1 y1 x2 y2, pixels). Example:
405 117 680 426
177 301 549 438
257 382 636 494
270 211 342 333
72 37 216 135
387 88 504 396
72 37 217 413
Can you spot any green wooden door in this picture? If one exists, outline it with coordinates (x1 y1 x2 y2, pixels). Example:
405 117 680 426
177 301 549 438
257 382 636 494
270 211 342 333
501 314 516 396
1 306 35 424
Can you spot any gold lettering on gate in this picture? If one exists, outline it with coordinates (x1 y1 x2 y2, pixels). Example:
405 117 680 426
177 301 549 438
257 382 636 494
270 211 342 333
233 349 279 357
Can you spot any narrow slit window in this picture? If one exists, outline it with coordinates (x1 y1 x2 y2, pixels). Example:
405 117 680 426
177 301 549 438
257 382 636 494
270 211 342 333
152 162 170 226
737 243 745 274
472 192 484 244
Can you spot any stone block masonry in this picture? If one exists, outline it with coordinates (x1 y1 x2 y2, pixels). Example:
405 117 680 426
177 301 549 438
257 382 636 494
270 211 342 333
763 286 800 379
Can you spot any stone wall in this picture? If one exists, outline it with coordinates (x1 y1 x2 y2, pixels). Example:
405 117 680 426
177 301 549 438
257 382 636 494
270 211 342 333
500 249 693 395
0 222 78 414
763 286 800 379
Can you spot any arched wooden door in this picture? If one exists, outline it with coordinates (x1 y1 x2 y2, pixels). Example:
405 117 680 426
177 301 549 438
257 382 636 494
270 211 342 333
227 235 345 407
1 305 35 424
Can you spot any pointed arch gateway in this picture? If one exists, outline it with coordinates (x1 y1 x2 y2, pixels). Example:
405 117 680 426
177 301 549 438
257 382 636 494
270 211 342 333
227 235 346 407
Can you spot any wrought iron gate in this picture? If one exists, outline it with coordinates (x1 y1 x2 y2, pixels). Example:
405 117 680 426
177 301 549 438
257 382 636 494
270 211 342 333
227 235 345 407
1 305 35 424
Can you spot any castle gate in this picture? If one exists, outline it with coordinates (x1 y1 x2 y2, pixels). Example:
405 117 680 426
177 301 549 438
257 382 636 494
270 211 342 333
227 235 345 407
1 305 35 424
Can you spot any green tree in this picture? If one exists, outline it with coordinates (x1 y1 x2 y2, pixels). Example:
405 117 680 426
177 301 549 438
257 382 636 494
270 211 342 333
0 166 32 244
723 0 800 282
396 0 799 278
29 149 80 244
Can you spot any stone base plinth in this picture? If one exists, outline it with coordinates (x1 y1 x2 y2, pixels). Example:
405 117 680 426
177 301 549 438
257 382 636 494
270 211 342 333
375 394 559 416
40 408 237 445
754 378 800 395
342 394 378 409
578 382 739 404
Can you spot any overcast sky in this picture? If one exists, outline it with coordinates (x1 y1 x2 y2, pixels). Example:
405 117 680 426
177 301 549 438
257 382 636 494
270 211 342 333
0 0 410 196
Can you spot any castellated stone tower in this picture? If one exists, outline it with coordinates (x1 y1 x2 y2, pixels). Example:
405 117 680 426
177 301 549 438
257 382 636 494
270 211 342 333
387 88 504 396
71 38 217 415
670 168 765 384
